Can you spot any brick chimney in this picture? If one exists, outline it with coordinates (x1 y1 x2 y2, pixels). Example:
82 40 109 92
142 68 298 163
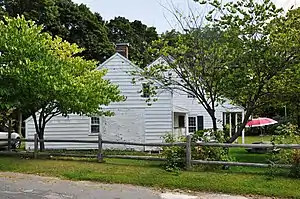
116 43 129 59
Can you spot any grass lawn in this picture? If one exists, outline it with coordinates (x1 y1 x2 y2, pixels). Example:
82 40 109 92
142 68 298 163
0 156 299 198
237 135 273 144
230 136 273 164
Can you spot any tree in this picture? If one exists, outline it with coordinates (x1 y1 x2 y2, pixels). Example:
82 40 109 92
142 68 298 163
0 0 114 62
134 26 229 132
106 17 158 67
266 8 300 128
197 0 300 142
0 16 124 150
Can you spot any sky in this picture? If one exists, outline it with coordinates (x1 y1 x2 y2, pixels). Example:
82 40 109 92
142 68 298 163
72 0 300 33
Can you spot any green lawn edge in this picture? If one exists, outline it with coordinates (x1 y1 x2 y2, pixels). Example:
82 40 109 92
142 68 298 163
0 157 299 198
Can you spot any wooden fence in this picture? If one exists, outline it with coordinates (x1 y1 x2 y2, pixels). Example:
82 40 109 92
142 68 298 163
0 134 298 169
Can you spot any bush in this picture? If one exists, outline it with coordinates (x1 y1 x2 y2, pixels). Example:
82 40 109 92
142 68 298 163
160 133 186 172
161 129 232 172
192 129 232 170
270 123 300 178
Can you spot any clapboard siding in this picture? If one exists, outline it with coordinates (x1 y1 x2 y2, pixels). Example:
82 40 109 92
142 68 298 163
173 90 243 129
147 56 244 132
101 54 172 146
25 53 172 150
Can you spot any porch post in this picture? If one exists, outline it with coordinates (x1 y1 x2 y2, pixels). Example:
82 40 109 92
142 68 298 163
242 112 245 144
229 113 232 137
235 113 238 143
185 113 189 136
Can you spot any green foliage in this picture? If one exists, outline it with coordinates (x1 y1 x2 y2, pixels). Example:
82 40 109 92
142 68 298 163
192 130 232 170
161 133 186 173
135 26 229 131
0 16 124 149
196 0 300 142
161 130 232 172
0 0 114 62
106 17 158 67
270 123 300 178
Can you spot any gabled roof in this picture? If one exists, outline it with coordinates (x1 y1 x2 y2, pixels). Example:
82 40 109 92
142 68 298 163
145 56 167 69
96 52 142 73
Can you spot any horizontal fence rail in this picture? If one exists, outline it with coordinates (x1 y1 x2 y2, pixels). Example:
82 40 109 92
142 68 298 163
194 142 300 149
0 135 299 170
191 160 292 169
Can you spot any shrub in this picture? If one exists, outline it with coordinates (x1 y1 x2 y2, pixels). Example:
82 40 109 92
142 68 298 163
270 123 300 178
192 129 232 170
161 129 232 172
160 133 186 172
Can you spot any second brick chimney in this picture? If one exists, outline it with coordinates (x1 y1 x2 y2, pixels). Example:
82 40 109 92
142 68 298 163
116 43 130 59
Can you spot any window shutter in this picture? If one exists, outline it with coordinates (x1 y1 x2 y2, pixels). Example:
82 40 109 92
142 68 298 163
197 116 204 130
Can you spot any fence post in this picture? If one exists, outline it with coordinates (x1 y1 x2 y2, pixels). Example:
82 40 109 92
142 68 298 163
33 134 38 159
7 119 12 151
97 133 104 163
186 134 192 170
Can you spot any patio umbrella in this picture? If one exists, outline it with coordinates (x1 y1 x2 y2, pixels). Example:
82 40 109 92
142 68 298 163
245 117 278 142
245 117 278 127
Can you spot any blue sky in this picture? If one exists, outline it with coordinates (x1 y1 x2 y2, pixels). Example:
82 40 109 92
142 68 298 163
72 0 299 33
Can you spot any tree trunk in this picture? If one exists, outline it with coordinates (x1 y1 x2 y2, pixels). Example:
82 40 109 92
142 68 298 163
212 114 218 132
38 130 45 152
208 109 218 132
31 110 45 151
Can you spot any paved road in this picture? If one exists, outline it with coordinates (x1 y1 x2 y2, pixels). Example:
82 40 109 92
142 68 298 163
0 172 160 199
0 172 253 199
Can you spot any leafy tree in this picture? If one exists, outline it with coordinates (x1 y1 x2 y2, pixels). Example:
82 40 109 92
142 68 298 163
134 26 229 132
266 8 300 128
0 16 124 150
106 17 158 67
197 0 300 142
0 0 114 62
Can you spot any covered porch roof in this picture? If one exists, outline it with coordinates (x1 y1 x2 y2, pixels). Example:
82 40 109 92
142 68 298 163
173 105 189 113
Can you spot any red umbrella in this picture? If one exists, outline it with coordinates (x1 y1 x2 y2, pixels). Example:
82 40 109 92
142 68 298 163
245 117 278 127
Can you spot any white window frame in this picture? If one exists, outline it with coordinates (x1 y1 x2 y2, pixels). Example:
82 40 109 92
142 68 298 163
188 116 197 133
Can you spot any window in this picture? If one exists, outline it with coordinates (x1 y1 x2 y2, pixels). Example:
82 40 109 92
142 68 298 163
188 117 197 133
91 117 100 133
142 83 150 98
187 93 195 98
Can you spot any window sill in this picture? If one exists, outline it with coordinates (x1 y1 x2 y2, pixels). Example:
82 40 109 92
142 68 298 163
88 133 99 136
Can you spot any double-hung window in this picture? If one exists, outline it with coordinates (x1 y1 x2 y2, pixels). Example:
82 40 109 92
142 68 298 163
188 117 197 133
188 116 204 133
91 117 100 134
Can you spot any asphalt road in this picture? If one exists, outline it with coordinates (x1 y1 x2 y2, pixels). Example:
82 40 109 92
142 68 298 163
0 172 161 199
0 172 253 199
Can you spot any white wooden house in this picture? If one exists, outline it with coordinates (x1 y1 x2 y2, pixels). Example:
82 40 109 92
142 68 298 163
25 44 244 151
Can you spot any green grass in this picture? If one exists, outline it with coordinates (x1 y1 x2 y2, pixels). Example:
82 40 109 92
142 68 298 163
237 135 273 144
232 136 273 164
0 156 299 198
0 135 295 198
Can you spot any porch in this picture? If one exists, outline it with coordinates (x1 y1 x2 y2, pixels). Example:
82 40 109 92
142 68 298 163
173 106 189 137
173 105 245 143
